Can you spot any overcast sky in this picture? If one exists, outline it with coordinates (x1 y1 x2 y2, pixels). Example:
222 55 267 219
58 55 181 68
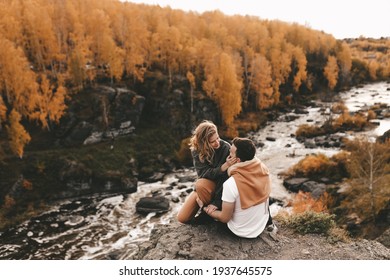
126 0 389 39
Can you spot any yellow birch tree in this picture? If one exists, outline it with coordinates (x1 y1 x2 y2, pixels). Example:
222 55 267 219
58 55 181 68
0 35 41 157
250 54 274 109
33 74 67 130
203 52 242 126
6 110 31 159
324 55 339 90
21 0 60 73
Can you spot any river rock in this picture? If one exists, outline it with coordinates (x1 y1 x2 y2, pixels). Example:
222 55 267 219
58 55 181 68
378 129 390 143
283 178 327 198
304 140 316 148
266 136 277 142
301 181 327 198
294 108 309 114
136 196 170 214
283 178 310 192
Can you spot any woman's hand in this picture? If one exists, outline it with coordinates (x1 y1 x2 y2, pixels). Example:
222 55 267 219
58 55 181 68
226 155 237 166
203 204 218 215
221 155 237 172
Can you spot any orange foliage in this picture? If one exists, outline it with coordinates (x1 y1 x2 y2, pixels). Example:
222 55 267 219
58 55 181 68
336 42 352 84
291 153 337 179
22 179 33 190
251 54 274 109
333 112 368 131
291 46 307 91
331 102 348 114
6 110 31 158
2 0 387 157
323 55 339 90
203 52 242 125
0 96 6 128
367 110 377 120
33 75 68 129
300 154 330 173
347 37 390 79
292 191 329 214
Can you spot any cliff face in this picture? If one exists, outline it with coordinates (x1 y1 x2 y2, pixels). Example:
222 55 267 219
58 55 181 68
132 222 390 260
0 75 221 231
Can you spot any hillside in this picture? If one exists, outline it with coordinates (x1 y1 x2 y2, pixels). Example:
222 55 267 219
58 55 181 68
2 0 389 160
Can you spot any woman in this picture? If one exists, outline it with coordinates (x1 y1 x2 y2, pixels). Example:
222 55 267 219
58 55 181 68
177 120 236 223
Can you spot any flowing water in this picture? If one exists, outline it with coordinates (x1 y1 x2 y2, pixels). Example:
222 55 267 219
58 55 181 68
0 82 389 259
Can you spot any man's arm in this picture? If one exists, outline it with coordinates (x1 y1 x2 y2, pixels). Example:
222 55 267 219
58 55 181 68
204 201 234 223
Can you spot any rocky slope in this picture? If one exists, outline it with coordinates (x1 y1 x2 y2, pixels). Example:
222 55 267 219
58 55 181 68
132 222 390 260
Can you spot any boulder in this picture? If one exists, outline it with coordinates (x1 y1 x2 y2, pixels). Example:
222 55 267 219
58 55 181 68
283 178 310 192
378 129 390 143
377 228 390 248
131 222 390 260
136 196 170 214
301 181 327 198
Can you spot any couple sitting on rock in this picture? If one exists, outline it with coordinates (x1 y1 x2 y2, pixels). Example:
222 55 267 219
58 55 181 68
177 120 277 238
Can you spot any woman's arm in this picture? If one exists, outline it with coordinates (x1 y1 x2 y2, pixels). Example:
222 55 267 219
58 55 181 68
193 140 231 180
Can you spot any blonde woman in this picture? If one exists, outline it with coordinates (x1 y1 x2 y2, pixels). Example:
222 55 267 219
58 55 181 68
177 120 237 223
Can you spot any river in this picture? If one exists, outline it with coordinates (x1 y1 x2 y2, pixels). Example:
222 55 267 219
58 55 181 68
0 82 389 260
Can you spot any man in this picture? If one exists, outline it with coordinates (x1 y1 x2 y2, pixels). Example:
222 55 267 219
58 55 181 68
203 137 277 238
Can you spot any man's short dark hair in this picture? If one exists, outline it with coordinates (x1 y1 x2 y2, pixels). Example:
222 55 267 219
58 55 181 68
232 137 256 162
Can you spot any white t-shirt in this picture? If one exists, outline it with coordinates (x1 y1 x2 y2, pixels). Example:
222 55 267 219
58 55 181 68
222 176 270 238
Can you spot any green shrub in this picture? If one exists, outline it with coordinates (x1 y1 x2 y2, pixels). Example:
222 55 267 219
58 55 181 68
278 211 335 234
327 227 351 243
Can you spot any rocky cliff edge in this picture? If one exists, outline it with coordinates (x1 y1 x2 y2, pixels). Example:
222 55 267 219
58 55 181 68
132 222 390 260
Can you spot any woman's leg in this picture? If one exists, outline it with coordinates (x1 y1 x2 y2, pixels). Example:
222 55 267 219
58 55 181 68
177 178 216 223
177 192 200 223
195 178 216 205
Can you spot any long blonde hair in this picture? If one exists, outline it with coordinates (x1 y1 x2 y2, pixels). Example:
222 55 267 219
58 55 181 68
190 120 218 163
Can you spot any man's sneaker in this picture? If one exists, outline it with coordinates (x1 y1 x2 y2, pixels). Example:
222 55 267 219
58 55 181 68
266 223 278 234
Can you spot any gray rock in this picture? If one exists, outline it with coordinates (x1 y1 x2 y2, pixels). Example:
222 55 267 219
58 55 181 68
131 222 390 260
301 181 327 198
283 178 310 192
136 196 170 214
377 228 390 248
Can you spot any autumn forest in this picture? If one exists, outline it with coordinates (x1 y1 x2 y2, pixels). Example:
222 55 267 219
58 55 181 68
0 0 389 158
